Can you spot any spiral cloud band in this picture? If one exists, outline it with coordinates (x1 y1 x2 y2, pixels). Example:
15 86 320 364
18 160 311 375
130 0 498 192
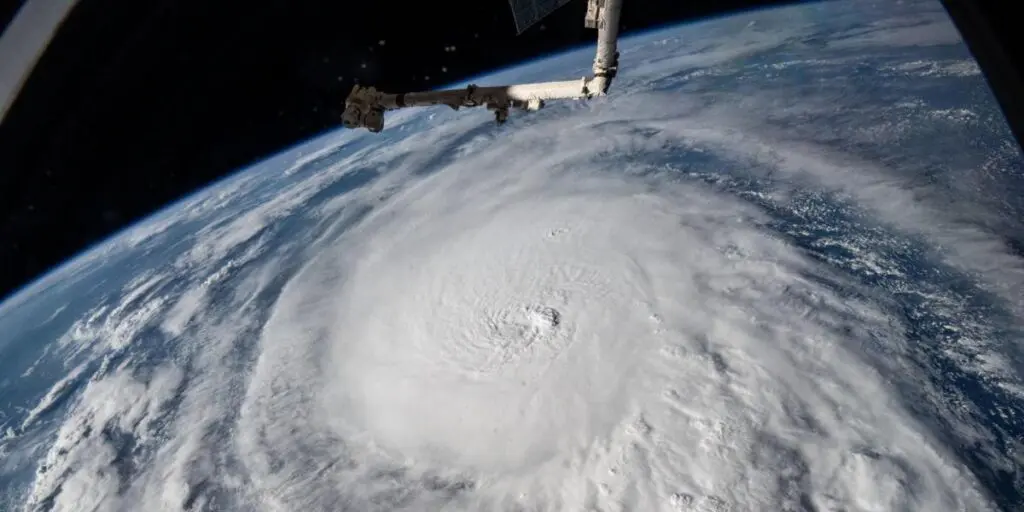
237 127 992 511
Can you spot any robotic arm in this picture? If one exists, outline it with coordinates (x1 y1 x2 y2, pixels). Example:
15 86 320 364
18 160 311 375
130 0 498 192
341 0 622 133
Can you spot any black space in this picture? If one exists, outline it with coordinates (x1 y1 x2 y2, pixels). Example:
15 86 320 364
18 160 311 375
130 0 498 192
0 0 1021 301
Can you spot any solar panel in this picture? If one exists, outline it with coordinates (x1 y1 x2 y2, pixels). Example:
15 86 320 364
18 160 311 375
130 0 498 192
507 0 573 34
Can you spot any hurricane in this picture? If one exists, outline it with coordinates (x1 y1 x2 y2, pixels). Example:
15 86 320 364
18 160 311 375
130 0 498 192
1 0 1022 511
240 128 997 511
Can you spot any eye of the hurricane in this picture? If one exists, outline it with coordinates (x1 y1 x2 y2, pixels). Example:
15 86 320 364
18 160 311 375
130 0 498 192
477 303 565 372
455 304 567 377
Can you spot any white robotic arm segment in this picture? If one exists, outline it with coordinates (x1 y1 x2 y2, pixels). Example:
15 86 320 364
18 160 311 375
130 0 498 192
590 0 622 92
342 0 622 133
341 78 598 132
